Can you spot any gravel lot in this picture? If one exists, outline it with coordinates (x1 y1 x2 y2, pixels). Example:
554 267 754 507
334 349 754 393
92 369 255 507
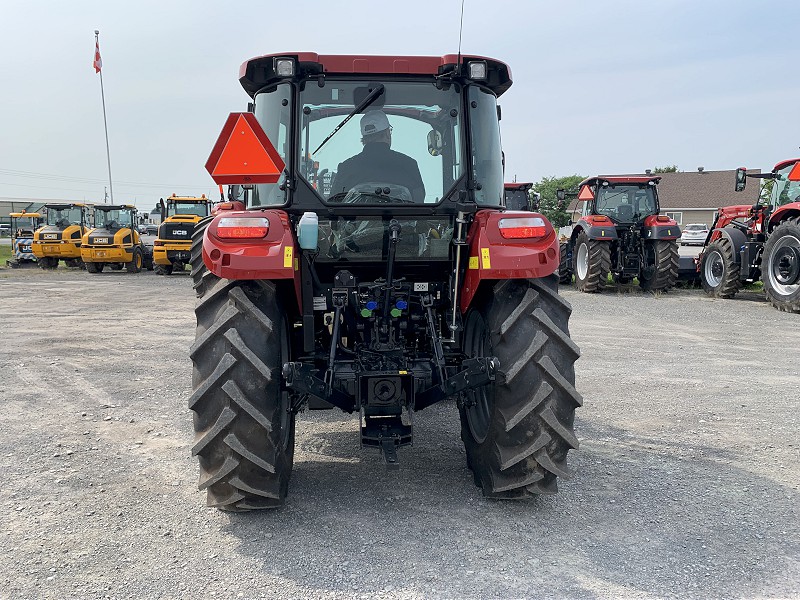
0 267 798 599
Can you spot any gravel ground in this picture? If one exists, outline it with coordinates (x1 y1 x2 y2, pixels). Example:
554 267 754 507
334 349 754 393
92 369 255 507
0 268 798 600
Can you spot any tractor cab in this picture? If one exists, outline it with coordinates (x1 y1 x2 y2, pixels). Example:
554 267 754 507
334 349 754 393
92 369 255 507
578 176 660 224
6 212 41 267
504 182 534 211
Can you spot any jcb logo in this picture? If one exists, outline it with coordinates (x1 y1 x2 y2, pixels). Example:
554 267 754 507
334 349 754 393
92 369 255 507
173 230 188 236
94 237 108 244
44 234 57 239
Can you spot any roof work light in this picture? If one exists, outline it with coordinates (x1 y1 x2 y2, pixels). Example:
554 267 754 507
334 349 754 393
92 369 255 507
275 58 295 77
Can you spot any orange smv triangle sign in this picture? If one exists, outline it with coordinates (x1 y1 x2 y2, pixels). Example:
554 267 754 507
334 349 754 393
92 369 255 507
578 185 594 201
205 113 286 185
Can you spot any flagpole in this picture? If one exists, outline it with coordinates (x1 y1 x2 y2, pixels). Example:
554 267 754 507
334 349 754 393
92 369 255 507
95 30 114 204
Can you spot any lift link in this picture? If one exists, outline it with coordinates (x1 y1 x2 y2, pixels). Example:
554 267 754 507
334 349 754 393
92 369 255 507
282 362 355 413
415 356 499 411
324 291 348 397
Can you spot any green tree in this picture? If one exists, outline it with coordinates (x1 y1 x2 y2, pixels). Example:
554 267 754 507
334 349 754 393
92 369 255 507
653 165 679 173
532 175 584 228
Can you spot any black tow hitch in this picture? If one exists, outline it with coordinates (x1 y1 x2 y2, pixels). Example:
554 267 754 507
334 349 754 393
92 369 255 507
415 356 500 411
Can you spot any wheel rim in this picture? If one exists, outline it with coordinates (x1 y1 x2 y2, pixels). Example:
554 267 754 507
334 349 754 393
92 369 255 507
704 250 724 287
767 234 800 296
576 242 589 280
464 312 492 444
136 254 142 269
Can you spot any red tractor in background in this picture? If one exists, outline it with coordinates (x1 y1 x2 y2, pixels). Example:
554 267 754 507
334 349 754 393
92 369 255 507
699 158 800 312
189 52 582 510
559 176 681 292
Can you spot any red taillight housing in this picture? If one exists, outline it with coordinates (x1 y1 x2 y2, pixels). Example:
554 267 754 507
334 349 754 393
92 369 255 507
498 216 548 239
589 215 612 224
154 240 164 246
216 217 269 239
656 215 671 222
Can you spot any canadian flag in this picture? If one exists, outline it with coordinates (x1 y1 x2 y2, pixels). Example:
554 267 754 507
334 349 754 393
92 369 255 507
93 40 102 73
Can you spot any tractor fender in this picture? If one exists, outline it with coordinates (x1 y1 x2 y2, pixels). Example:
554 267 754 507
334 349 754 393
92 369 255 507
712 226 748 264
202 209 297 281
642 224 681 241
767 206 800 233
572 220 618 241
460 210 559 313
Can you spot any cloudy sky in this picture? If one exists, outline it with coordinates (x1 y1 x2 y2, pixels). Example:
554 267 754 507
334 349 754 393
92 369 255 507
1 0 798 210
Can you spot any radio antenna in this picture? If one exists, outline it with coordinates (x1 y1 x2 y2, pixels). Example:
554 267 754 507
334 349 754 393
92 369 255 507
457 0 465 70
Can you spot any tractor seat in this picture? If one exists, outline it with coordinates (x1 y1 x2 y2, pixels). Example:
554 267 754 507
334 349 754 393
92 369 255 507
617 204 634 222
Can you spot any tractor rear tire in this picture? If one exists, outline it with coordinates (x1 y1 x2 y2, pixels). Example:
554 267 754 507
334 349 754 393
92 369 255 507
460 276 582 498
573 232 610 293
85 262 103 274
558 242 572 285
64 258 82 268
639 240 679 292
762 217 800 312
190 216 218 298
154 263 173 276
190 279 295 510
700 238 741 298
127 248 143 273
38 257 58 269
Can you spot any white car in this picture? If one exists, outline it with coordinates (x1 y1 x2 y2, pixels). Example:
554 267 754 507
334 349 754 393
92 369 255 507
680 223 709 245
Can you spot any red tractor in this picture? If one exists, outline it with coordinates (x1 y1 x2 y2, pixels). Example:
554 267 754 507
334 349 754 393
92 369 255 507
699 158 800 312
559 176 681 292
189 52 582 510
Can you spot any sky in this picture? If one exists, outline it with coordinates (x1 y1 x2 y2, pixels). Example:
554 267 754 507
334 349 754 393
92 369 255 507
1 0 798 210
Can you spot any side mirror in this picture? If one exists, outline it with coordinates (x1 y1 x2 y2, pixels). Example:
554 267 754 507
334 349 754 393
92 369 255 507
556 188 566 202
159 198 166 220
530 192 540 211
427 130 443 156
734 168 747 192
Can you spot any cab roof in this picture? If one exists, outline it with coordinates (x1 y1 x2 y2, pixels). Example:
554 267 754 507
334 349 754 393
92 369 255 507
773 158 800 172
580 175 662 187
44 202 91 209
239 52 513 98
504 182 533 190
166 194 209 202
95 204 136 211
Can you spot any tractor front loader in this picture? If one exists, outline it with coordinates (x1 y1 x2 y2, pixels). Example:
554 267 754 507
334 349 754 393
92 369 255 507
153 194 212 275
81 205 153 273
32 203 93 269
189 52 582 510
559 176 680 292
699 159 800 312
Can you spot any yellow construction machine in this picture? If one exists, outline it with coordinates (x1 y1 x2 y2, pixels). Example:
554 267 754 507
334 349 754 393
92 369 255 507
80 204 153 273
153 194 211 275
6 212 42 268
32 203 93 269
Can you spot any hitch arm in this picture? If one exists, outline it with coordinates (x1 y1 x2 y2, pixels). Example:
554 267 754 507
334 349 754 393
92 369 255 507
283 362 355 413
415 356 499 410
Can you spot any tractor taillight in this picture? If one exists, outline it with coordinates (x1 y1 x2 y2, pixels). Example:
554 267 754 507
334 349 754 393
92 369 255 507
216 217 269 239
498 217 547 239
657 215 671 222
